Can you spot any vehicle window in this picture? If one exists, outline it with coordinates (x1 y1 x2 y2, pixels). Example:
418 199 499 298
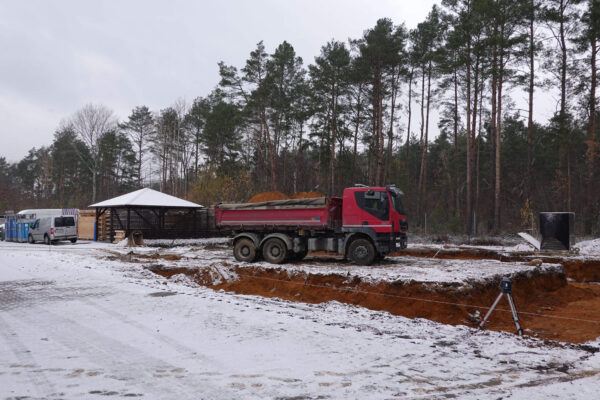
62 217 75 227
390 193 405 214
354 191 389 221
54 217 63 227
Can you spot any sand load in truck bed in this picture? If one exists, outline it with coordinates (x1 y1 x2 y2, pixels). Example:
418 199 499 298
247 191 290 203
218 197 327 210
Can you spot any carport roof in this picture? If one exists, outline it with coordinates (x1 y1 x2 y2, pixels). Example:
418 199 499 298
89 188 203 209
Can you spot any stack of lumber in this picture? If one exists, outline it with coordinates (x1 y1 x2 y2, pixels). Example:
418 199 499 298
78 209 111 240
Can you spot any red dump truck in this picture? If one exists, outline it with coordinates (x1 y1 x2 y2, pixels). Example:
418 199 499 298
215 185 408 265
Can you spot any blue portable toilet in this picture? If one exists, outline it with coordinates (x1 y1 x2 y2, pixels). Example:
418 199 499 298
6 218 16 241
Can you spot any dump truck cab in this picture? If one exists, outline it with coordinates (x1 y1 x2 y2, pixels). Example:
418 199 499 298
341 185 408 260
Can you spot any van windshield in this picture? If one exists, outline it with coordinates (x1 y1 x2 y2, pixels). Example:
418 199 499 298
55 217 75 227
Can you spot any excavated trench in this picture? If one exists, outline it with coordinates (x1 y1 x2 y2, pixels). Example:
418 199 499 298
146 254 600 344
392 247 600 283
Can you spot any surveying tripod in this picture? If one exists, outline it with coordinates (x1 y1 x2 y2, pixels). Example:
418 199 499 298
478 277 523 336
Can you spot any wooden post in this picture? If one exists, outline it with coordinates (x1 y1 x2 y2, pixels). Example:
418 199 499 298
95 208 99 242
109 208 114 243
127 207 131 237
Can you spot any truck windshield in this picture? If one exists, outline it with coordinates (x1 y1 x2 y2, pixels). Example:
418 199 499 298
390 192 405 215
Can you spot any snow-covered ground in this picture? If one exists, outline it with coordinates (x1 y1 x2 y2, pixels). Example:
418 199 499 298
1 240 599 399
107 239 564 287
251 256 562 287
574 238 600 256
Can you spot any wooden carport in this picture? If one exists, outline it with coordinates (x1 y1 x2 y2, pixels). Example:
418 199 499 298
89 188 206 242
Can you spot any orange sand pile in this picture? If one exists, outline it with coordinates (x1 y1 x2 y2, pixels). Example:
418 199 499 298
248 191 290 203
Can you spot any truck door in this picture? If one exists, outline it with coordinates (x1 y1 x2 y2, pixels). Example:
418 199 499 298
353 190 391 231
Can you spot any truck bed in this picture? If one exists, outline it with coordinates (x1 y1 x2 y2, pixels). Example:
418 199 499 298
215 197 342 231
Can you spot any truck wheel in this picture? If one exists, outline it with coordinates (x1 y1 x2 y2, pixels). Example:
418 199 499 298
44 235 50 245
70 238 77 244
348 238 375 265
262 238 287 264
234 238 257 262
28 235 34 244
289 249 308 262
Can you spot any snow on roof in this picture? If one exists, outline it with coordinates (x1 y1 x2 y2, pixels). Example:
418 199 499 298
89 188 204 208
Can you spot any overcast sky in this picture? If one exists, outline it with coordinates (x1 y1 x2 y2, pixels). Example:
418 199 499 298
0 0 555 162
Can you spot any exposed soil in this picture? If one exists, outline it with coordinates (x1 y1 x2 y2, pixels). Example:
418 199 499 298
147 261 600 343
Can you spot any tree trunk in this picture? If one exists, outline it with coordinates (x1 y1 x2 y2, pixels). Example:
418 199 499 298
260 107 277 190
385 68 400 183
526 0 535 200
330 85 337 197
194 129 200 183
406 68 414 165
494 24 505 232
375 68 385 186
417 65 426 222
352 83 363 184
490 21 498 207
421 61 433 223
559 0 570 210
466 35 473 235
138 138 143 188
587 37 597 232
453 64 460 217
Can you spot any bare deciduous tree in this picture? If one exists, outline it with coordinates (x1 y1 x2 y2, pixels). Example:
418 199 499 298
67 104 117 202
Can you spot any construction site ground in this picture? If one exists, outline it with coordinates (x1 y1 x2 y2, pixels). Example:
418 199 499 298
1 238 600 398
119 237 600 344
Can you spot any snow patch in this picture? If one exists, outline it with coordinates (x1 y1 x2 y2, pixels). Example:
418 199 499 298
574 238 600 256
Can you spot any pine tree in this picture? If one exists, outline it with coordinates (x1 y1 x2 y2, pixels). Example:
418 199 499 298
120 106 154 187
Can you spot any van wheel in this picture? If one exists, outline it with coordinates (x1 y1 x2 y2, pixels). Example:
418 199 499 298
44 235 50 245
70 238 77 244
348 238 376 265
262 238 287 264
28 235 34 244
233 238 256 262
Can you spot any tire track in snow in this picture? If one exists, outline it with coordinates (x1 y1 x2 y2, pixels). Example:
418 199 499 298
0 313 56 398
8 303 235 399
79 297 226 369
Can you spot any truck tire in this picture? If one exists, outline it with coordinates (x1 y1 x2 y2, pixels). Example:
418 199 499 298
44 235 50 245
70 238 77 244
289 249 308 262
234 238 257 262
28 234 34 244
348 238 376 265
262 238 287 264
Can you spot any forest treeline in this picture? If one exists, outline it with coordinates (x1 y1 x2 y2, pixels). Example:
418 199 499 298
0 0 598 235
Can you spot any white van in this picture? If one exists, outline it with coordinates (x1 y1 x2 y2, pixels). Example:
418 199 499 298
28 216 78 244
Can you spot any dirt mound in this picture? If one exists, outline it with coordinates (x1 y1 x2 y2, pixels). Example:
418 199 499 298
289 191 325 199
248 191 290 203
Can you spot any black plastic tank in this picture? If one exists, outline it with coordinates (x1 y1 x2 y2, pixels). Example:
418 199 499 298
539 212 574 251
